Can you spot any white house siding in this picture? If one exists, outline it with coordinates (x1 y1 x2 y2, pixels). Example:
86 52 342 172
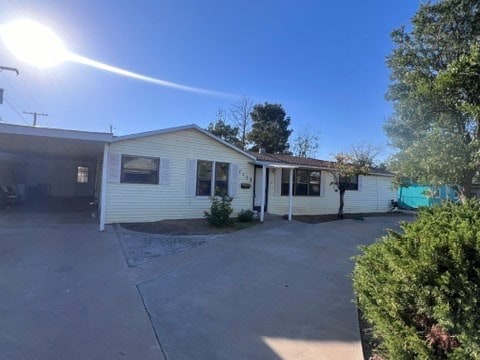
105 129 254 223
267 170 396 216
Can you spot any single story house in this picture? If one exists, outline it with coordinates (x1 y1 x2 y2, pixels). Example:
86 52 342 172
0 123 396 230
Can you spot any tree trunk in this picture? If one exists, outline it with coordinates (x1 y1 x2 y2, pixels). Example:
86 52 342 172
459 171 476 202
338 190 345 219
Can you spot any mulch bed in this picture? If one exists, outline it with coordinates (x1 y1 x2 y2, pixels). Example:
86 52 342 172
121 218 257 235
291 211 413 224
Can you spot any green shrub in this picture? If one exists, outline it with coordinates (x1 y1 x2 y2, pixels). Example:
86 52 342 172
204 195 233 227
353 200 480 359
237 209 254 222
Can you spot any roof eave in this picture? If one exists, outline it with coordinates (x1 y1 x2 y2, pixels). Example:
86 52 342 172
0 123 113 142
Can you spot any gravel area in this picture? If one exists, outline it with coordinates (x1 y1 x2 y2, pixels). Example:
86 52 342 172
114 224 221 267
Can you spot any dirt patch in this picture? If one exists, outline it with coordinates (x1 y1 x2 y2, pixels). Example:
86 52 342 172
291 211 414 224
120 218 258 235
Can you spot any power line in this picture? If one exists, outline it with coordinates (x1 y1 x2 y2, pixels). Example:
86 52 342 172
1 72 30 111
19 76 42 110
3 97 28 124
1 71 45 114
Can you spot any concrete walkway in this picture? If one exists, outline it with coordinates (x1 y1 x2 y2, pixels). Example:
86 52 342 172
133 215 411 360
0 210 411 360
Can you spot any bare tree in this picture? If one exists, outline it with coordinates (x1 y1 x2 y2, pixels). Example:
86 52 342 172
229 95 253 150
292 125 321 158
206 108 241 147
348 142 382 167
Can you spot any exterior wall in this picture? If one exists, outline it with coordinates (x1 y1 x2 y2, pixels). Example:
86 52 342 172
105 129 254 223
0 157 96 198
0 161 15 186
267 170 396 216
26 158 96 198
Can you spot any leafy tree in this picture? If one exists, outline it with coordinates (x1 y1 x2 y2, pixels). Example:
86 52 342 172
385 0 480 200
248 102 292 154
292 126 321 158
230 95 253 150
206 109 241 147
331 147 376 219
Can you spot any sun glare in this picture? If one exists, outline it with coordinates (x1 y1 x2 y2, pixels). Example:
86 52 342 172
1 19 68 68
0 18 232 97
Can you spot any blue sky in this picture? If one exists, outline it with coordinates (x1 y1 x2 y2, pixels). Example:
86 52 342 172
0 1 421 160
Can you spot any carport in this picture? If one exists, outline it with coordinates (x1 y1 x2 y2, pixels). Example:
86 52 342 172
0 123 112 228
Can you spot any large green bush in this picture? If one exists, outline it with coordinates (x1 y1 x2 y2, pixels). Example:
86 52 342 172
353 200 480 359
204 195 233 227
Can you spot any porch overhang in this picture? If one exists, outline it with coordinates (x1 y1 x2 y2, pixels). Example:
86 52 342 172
0 123 113 160
0 123 113 231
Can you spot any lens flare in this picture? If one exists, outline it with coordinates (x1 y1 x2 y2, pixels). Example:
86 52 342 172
1 19 68 68
1 19 233 97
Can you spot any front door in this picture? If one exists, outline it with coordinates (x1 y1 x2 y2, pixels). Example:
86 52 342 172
253 166 268 211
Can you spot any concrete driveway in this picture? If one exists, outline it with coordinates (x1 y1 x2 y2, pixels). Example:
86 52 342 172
133 215 411 360
0 211 162 360
0 210 411 360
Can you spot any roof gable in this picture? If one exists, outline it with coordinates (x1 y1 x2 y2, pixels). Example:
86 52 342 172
113 124 256 160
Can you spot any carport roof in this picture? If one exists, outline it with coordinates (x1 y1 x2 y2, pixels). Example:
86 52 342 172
0 123 113 159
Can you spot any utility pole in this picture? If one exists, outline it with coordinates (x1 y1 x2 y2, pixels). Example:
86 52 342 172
0 66 20 105
23 111 48 126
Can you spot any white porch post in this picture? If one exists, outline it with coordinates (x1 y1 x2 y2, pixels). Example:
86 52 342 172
288 168 293 221
260 165 266 222
99 143 109 231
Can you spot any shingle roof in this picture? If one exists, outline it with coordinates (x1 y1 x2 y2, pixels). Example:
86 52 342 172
251 152 335 169
249 151 393 176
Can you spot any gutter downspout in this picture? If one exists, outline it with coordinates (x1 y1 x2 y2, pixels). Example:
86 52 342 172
260 165 266 222
288 168 293 221
99 143 109 231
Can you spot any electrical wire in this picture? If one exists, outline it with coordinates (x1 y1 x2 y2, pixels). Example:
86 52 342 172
3 97 29 125
0 72 30 111
18 75 42 111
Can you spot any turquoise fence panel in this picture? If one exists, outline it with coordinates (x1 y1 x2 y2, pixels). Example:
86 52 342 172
398 185 458 209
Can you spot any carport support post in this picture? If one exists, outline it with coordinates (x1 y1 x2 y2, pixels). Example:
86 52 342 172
288 168 293 221
99 143 109 231
260 165 266 222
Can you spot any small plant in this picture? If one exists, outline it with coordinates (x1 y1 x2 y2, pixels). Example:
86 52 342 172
353 200 480 359
237 209 254 222
204 195 233 227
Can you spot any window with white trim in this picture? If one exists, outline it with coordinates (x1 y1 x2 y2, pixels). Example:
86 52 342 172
340 174 359 190
196 160 230 196
214 162 229 196
121 155 159 184
281 169 321 196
